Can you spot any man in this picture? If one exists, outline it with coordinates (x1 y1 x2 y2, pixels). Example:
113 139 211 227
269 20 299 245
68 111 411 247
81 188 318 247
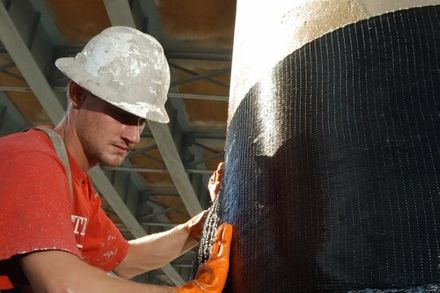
0 26 232 292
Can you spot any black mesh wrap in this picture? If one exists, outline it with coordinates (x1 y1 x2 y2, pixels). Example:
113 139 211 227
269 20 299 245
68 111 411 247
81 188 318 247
196 6 440 292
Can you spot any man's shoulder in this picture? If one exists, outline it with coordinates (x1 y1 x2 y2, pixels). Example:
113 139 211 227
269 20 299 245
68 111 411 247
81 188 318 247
0 129 68 185
0 128 54 157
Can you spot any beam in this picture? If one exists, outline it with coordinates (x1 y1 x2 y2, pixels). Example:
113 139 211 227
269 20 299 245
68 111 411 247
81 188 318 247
169 62 229 88
168 92 228 102
104 166 216 175
148 121 203 214
0 91 29 135
166 50 232 61
0 3 64 123
102 0 136 28
0 86 229 101
56 47 232 62
170 67 231 88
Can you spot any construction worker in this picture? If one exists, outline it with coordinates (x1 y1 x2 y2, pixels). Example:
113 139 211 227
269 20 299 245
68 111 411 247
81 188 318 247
0 26 232 292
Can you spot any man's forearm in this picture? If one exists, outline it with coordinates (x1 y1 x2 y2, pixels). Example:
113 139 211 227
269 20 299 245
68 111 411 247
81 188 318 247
21 250 175 293
114 221 199 279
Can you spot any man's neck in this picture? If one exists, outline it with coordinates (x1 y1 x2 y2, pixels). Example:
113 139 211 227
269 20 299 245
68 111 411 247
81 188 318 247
54 120 94 172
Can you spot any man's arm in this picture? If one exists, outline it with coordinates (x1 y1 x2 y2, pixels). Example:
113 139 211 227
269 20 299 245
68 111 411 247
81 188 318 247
21 223 232 292
21 250 172 292
114 162 225 279
113 220 199 279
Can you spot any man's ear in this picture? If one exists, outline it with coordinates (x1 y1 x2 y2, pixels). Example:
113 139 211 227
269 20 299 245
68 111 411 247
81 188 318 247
68 81 87 108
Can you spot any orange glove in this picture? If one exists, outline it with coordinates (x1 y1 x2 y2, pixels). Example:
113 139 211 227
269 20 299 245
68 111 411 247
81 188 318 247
176 223 233 293
208 162 224 202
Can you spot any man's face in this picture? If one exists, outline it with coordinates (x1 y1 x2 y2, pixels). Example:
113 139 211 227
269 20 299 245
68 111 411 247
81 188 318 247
75 90 146 167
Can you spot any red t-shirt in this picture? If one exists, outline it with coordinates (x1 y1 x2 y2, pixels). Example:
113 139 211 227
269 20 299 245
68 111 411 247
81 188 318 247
0 129 129 287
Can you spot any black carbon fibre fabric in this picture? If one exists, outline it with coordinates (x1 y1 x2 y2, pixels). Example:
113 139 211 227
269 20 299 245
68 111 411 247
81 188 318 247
196 5 440 292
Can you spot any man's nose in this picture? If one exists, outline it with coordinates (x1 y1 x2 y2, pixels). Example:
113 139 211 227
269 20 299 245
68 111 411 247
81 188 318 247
121 123 141 144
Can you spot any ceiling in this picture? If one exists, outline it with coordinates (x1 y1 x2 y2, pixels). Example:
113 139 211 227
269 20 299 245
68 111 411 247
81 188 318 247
0 0 235 286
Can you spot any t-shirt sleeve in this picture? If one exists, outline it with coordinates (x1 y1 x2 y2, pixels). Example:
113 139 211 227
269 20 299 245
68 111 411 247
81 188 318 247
81 189 129 272
0 151 80 261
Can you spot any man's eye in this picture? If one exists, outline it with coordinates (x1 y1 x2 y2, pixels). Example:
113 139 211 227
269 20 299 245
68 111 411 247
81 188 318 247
111 109 144 126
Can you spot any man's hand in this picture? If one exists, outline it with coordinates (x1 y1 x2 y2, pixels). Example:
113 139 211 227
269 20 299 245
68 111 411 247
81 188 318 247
184 210 209 241
184 162 225 241
175 223 233 293
208 162 224 202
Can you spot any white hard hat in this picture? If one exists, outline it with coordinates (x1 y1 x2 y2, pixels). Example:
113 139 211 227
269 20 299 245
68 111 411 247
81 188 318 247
55 26 170 123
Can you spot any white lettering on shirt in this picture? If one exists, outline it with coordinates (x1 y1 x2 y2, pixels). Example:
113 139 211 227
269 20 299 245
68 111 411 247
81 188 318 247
71 215 88 236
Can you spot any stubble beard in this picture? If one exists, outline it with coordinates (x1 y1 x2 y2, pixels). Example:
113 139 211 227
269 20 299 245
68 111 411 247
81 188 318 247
98 150 127 167
85 140 127 168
